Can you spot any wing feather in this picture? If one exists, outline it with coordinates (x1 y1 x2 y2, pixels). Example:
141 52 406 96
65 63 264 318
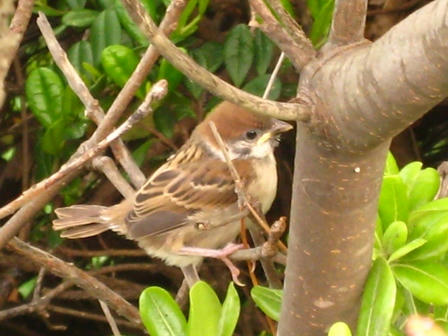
125 151 252 239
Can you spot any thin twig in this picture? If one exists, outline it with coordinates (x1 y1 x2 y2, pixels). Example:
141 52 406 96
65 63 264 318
6 238 141 327
0 0 187 250
0 80 168 219
262 52 285 100
99 300 121 336
121 0 310 121
92 156 136 199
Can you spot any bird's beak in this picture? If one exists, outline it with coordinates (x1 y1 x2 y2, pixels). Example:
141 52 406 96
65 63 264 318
257 119 293 145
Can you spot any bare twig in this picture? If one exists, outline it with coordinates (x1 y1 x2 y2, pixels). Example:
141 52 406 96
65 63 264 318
99 300 121 336
249 0 315 71
121 0 311 121
6 238 141 327
0 0 34 109
0 80 168 220
262 52 285 100
0 281 74 321
328 0 368 47
92 156 136 200
0 0 187 250
56 247 147 257
36 12 145 188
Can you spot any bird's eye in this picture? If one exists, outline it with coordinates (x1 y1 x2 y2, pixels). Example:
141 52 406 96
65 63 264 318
245 130 258 140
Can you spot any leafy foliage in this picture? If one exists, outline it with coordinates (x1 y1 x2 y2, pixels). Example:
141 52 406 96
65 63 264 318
139 281 240 336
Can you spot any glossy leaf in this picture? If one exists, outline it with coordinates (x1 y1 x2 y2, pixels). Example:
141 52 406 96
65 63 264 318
328 322 352 336
224 24 254 87
384 152 399 176
65 0 86 9
89 9 122 65
409 198 448 225
62 9 98 27
378 175 409 229
158 57 184 91
187 281 221 336
18 276 37 299
399 161 422 192
251 285 283 321
393 262 448 305
254 29 274 75
309 0 334 48
388 238 426 262
68 40 94 77
357 258 396 336
406 213 448 260
25 67 64 127
41 119 67 154
408 168 440 211
114 0 148 46
217 282 240 336
191 42 224 73
139 286 187 336
383 221 407 255
243 74 282 100
101 45 139 88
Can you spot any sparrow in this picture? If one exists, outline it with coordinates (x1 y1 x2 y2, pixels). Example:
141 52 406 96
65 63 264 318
53 101 292 286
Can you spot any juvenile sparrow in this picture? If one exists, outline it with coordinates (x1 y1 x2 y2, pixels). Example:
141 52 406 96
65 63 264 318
53 101 292 285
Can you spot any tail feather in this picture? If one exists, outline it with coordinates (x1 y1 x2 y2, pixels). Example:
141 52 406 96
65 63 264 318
53 201 131 239
60 223 110 239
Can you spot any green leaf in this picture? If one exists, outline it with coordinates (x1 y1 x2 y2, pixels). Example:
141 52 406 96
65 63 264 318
65 0 86 9
357 258 396 336
383 221 407 255
41 119 67 154
132 140 153 166
254 29 274 75
158 57 184 92
188 281 222 336
393 262 448 305
224 24 254 87
251 285 283 321
378 175 409 229
243 74 282 100
101 45 138 86
139 287 187 336
388 238 426 262
309 0 334 48
68 40 94 77
114 0 148 46
384 152 399 176
25 67 64 127
409 198 448 225
408 168 440 211
399 161 422 192
406 213 448 260
328 322 352 336
18 276 37 299
191 42 224 72
62 9 99 27
89 9 122 65
217 283 240 336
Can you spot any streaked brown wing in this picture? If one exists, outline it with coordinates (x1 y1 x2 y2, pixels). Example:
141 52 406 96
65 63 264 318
125 158 250 239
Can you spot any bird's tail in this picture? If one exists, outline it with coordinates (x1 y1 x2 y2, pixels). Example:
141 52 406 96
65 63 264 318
53 201 130 239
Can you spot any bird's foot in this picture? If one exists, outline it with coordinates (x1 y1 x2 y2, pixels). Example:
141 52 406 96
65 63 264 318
179 243 245 285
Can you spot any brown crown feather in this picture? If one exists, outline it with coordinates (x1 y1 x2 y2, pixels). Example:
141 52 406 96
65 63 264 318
194 102 273 143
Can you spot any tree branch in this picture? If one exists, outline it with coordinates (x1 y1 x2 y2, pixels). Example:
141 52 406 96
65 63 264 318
327 0 368 47
0 0 34 109
0 81 167 220
249 0 315 71
6 238 141 327
120 0 311 121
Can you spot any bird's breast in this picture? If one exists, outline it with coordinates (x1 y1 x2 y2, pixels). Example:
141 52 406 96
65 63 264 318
246 154 278 214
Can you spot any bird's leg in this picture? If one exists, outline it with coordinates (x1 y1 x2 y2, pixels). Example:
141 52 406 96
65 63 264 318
181 264 200 288
179 243 245 285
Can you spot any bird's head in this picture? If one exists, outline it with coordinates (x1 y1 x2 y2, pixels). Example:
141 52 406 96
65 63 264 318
195 102 293 160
